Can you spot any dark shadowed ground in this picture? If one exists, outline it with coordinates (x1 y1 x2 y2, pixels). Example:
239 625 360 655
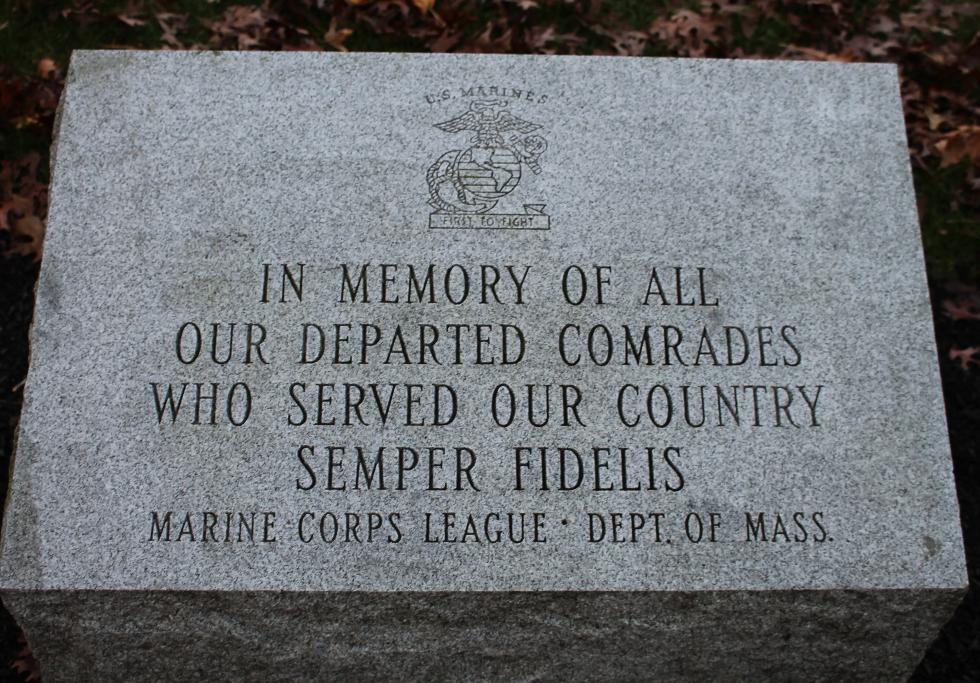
0 255 39 681
910 283 980 682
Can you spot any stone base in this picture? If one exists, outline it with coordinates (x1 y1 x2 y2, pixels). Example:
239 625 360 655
3 588 963 682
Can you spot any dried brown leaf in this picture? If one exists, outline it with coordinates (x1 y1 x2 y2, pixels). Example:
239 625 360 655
116 2 147 28
925 108 945 131
901 11 952 35
0 154 48 261
592 25 646 56
7 214 45 260
649 9 724 58
950 346 980 370
325 18 354 51
156 12 188 48
36 58 58 79
943 298 980 321
430 28 463 52
936 126 980 167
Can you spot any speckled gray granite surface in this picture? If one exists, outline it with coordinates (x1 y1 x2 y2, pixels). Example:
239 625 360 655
0 51 966 681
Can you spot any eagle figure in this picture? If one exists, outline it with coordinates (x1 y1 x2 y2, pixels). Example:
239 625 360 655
435 100 541 147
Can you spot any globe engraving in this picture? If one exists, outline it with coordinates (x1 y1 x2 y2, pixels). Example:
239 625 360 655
456 145 522 201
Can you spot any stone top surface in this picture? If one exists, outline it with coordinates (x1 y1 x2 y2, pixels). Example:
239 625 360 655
0 50 966 593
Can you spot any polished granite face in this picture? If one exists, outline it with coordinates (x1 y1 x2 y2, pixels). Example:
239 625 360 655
0 49 966 681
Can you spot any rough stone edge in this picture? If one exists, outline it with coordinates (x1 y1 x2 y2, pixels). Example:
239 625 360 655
2 587 966 682
0 51 83 589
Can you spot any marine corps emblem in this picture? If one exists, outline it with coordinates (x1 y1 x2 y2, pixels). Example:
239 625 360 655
426 100 549 230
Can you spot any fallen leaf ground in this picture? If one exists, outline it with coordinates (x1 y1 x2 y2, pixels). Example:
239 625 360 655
0 1 978 681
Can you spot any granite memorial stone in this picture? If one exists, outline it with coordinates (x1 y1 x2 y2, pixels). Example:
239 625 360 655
0 50 967 681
